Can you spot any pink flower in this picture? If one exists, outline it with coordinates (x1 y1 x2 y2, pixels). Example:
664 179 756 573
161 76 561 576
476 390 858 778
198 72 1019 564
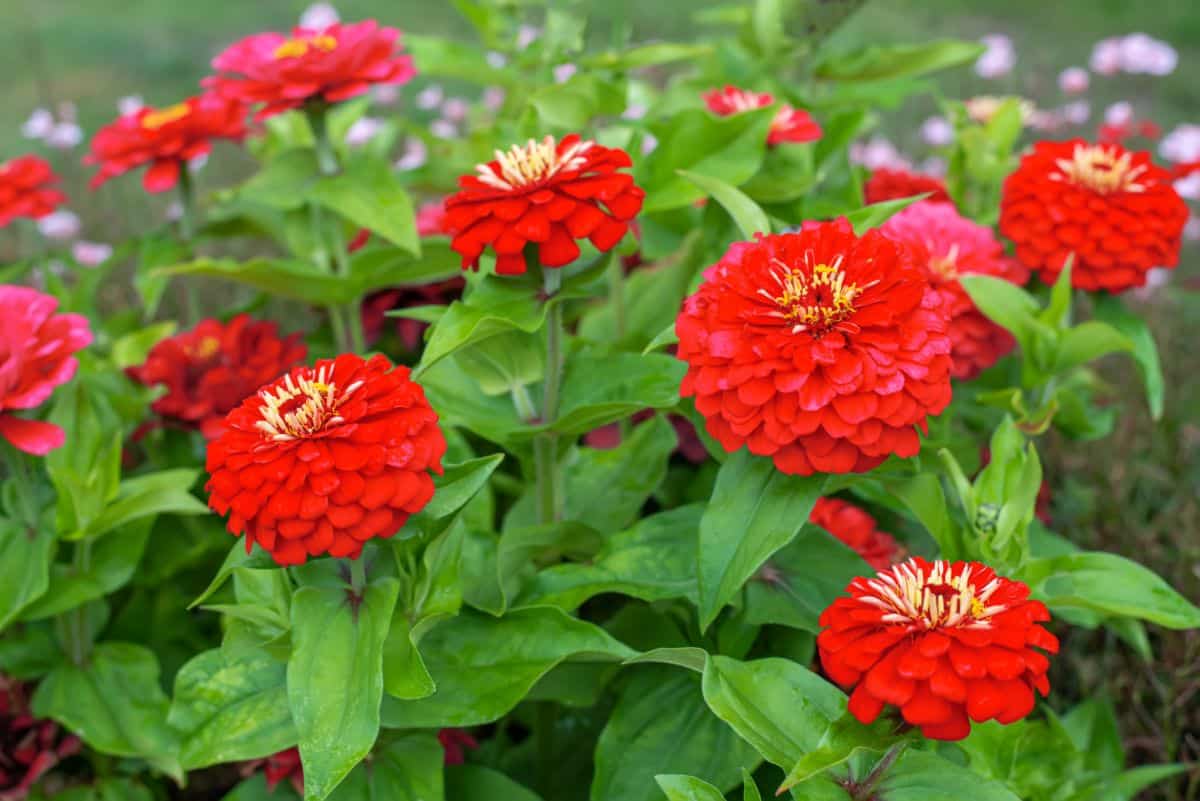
1057 67 1089 94
553 63 577 83
438 729 479 765
850 136 911 171
482 87 505 111
1104 102 1133 126
416 85 443 110
921 116 954 147
1118 33 1176 76
517 25 540 49
117 95 145 116
1090 37 1124 75
441 98 469 122
394 137 427 171
21 109 54 141
72 241 113 267
0 286 92 455
1184 215 1200 242
37 210 81 241
1062 100 1090 125
1160 124 1200 164
975 34 1015 79
344 116 384 147
300 2 339 29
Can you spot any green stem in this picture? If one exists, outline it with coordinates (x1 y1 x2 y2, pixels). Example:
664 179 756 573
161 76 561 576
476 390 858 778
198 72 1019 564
349 556 367 594
328 303 352 353
306 104 340 177
607 253 632 439
65 539 94 666
511 383 537 421
176 165 199 240
852 742 908 801
534 267 565 525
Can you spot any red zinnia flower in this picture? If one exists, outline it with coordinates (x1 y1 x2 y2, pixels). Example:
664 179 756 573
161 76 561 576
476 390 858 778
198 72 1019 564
0 286 92 455
818 557 1058 741
416 198 448 237
437 729 478 765
863 168 952 206
584 410 709 464
1 675 81 800
444 134 644 276
703 86 822 146
84 94 247 193
1098 118 1161 145
362 279 464 351
205 354 446 566
207 20 415 120
809 497 900 571
880 201 1030 380
0 156 66 228
675 219 953 476
128 315 307 439
241 747 303 796
999 139 1187 292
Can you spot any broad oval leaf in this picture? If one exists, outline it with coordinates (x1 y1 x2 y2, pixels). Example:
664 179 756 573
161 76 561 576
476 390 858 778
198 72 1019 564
678 170 771 239
0 517 54 630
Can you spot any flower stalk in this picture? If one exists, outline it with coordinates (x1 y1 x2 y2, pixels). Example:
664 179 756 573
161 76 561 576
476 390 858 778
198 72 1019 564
535 264 565 525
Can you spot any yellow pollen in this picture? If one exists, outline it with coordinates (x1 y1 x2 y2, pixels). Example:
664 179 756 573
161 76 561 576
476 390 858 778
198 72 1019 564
190 336 221 360
272 34 338 60
475 135 593 192
1051 144 1148 194
970 597 987 618
253 365 362 442
928 244 959 281
861 559 1006 631
757 255 873 335
141 103 191 130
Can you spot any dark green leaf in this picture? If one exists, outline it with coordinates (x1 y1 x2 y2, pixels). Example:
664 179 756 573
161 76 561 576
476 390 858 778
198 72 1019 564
20 521 150 619
157 258 355 305
0 517 54 629
326 733 442 801
879 750 1020 801
422 455 505 520
446 764 543 801
547 353 686 436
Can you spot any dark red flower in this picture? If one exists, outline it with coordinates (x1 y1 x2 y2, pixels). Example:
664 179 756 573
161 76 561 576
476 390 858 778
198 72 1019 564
205 353 446 565
361 278 464 350
0 156 66 228
437 729 478 765
809 497 900 570
444 134 644 275
999 139 1187 292
0 675 81 800
128 315 306 439
880 201 1030 379
675 219 953 476
0 286 93 455
703 86 822 146
1098 119 1161 145
863 168 952 206
207 20 415 120
818 557 1058 741
584 410 709 464
242 747 303 796
84 94 247 193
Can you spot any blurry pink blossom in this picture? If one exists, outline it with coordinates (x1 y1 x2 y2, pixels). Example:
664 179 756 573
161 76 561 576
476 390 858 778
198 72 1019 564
1062 100 1091 125
485 51 507 69
482 87 505 111
416 85 444 110
1173 172 1200 200
299 2 339 29
517 25 541 49
1185 215 1200 242
1119 33 1176 75
849 136 911 171
345 117 384 147
1131 267 1172 300
72 241 112 267
622 103 648 121
46 122 83 150
1090 37 1124 74
1057 67 1089 94
975 34 1015 79
37 210 80 241
166 201 183 221
21 108 54 140
920 116 954 147
395 137 428 170
1029 109 1065 133
642 134 659 155
373 84 401 105
1160 124 1200 164
441 98 469 122
117 95 145 115
430 119 457 139
919 156 947 177
553 63 577 83
1104 101 1133 126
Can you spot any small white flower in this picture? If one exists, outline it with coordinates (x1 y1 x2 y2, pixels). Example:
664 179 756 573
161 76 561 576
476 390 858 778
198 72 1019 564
21 108 54 140
373 84 401 106
166 201 183 221
920 116 954 147
482 87 505 112
441 98 469 123
641 133 659 155
1089 37 1123 75
416 85 444 110
430 119 458 140
919 156 947 177
118 95 145 116
1062 100 1091 125
46 122 83 150
1057 67 1089 94
1184 215 1200 242
37 210 81 241
1160 124 1200 164
485 51 507 69
345 117 384 147
1119 33 1176 76
553 63 577 83
1104 101 1133 126
622 103 648 121
850 136 911 171
72 241 113 267
395 137 428 171
517 25 540 49
189 153 208 171
974 34 1015 79
1173 173 1200 200
299 2 339 30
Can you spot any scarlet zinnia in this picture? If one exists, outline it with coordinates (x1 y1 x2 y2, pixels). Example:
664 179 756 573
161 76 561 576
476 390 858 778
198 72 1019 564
675 219 953 475
85 94 247 193
0 286 92 455
438 729 478 765
863 168 952 205
818 557 1058 741
1 675 81 799
0 156 66 228
809 497 900 571
445 135 644 276
880 201 1030 379
703 86 822 146
207 20 415 120
241 747 303 796
999 139 1187 292
128 314 307 439
205 354 446 566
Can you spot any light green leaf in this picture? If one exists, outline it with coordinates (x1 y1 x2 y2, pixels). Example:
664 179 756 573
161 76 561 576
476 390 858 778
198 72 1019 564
679 170 770 239
0 517 54 630
815 40 986 82
422 454 505 520
110 322 176 370
20 521 150 620
1053 321 1132 373
307 157 418 254
654 775 725 801
446 764 544 801
82 468 209 539
157 258 354 305
326 733 443 801
546 353 686 436
1092 294 1164 419
879 750 1020 801
644 324 679 354
582 43 713 70
844 195 928 234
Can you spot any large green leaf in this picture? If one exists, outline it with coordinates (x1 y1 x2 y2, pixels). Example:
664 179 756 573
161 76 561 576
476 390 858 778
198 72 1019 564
531 73 626 130
697 451 826 631
326 733 443 801
1053 321 1132 373
654 775 726 801
288 577 399 801
80 468 209 540
814 40 985 81
308 156 418 254
381 607 635 727
349 238 461 291
32 642 182 780
879 750 1021 801
446 764 543 801
679 171 771 239
545 352 686 436
158 258 354 305
1092 294 1165 419
0 516 54 629
422 454 505 521
20 520 151 620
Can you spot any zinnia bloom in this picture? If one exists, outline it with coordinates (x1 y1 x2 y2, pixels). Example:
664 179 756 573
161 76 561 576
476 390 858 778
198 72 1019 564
809 497 899 570
241 747 303 796
863 168 951 206
207 20 415 120
205 354 446 566
880 201 1030 379
444 134 644 275
438 729 478 765
0 156 66 228
999 139 1187 292
128 315 307 439
818 558 1058 740
1 675 81 799
0 286 92 455
675 219 953 475
703 86 822 146
85 94 247 193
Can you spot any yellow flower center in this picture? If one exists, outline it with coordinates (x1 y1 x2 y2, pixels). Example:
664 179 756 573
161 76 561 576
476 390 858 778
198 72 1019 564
141 103 191 130
475 135 593 192
759 256 873 335
1052 144 1148 194
272 34 338 60
254 366 362 442
864 560 1004 631
927 244 959 281
189 336 221 360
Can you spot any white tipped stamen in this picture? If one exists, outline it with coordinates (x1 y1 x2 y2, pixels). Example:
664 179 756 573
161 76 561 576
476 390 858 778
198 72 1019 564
254 366 355 441
1050 143 1148 194
858 559 1009 631
474 135 594 191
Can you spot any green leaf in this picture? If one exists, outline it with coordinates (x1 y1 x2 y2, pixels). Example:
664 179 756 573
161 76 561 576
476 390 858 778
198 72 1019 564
169 648 295 769
20 521 150 619
288 577 399 801
454 330 544 396
884 473 959 559
1053 321 1132 373
110 322 176 370
644 324 680 354
654 775 725 801
382 616 436 700
742 769 762 801
158 258 355 305
405 34 517 88
237 149 320 209
531 74 626 130
879 750 1021 801
1020 551 1200 629
960 274 1053 362
32 642 181 779
815 40 986 81
380 607 635 727
446 764 544 801
222 774 302 801
582 43 712 70
679 170 771 239
349 238 461 291
326 733 443 801
547 352 686 436
777 714 890 791
697 451 826 631
1091 294 1164 419
307 156 418 253
422 454 505 520
190 542 278 610
593 669 759 801
624 647 709 674
844 195 928 234
82 468 209 539
0 517 54 629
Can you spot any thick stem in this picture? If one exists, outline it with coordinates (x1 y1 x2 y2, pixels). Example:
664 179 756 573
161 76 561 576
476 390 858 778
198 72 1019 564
64 539 94 666
851 742 908 801
534 266 565 524
306 104 340 177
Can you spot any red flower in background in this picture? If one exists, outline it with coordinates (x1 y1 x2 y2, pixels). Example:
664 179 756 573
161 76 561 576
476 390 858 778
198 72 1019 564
0 286 92 455
809 497 900 570
207 20 415 120
999 139 1187 292
703 86 822 145
584 410 709 464
85 94 247 193
675 219 953 476
241 747 303 796
128 315 307 439
819 558 1058 740
863 168 952 206
415 198 448 237
445 134 644 276
0 156 66 228
205 354 446 565
1 675 81 800
880 201 1029 380
1098 118 1161 145
438 729 478 765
